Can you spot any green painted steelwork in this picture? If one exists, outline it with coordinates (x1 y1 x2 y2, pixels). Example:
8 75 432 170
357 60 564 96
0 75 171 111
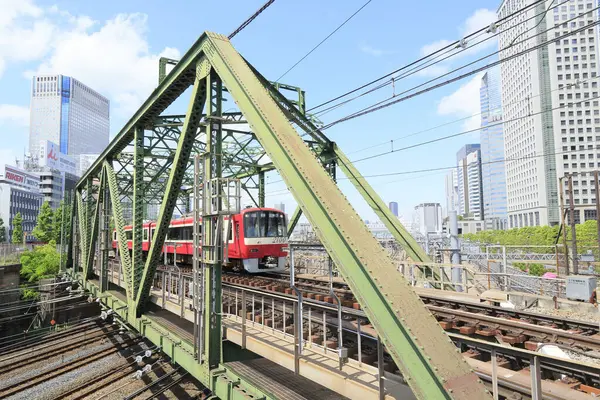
104 160 133 299
84 170 105 279
71 31 488 399
201 32 486 399
80 278 276 400
75 191 86 278
132 126 145 301
134 63 208 315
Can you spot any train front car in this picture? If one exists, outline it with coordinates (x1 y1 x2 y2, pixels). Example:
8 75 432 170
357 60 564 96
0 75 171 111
231 207 288 273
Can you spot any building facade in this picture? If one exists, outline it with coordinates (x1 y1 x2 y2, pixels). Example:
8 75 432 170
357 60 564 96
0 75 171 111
457 144 483 219
29 75 109 172
0 166 43 242
444 169 459 218
388 201 399 217
497 0 567 228
77 154 100 177
414 203 443 236
480 68 508 230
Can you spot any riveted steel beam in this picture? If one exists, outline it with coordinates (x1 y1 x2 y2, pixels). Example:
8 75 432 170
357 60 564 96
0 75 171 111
135 62 209 315
104 160 133 299
132 126 145 301
202 32 487 399
84 169 105 279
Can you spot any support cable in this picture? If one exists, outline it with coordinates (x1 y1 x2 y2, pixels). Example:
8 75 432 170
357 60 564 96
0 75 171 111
229 0 276 39
306 0 550 112
275 0 374 82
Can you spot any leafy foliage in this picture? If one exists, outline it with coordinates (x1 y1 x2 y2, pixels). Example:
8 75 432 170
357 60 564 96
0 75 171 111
21 287 40 300
12 213 23 244
32 202 54 242
528 263 545 276
20 240 60 282
0 217 5 243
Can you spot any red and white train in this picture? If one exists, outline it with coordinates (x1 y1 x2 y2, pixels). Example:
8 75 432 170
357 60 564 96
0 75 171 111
112 207 288 273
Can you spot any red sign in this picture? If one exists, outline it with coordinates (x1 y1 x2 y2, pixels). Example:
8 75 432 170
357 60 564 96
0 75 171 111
47 147 58 161
5 171 24 183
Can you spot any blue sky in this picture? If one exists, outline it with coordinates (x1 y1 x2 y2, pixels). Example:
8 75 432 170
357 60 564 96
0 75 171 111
0 0 500 221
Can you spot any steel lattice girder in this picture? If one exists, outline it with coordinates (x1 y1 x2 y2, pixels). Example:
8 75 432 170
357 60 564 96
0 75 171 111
134 62 209 314
71 32 490 400
200 32 487 399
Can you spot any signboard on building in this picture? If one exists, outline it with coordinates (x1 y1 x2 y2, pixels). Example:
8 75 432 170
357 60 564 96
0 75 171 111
39 140 76 175
3 165 39 191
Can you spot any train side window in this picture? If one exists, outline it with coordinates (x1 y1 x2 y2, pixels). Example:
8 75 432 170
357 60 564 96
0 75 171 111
126 230 133 241
113 231 117 241
182 227 192 240
143 228 148 241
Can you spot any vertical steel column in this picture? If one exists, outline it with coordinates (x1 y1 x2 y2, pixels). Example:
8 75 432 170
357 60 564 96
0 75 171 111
594 171 600 256
559 177 570 275
85 179 93 277
100 174 110 292
132 126 145 302
568 174 579 274
491 349 499 400
202 71 223 369
193 154 203 360
258 170 265 207
530 356 542 400
65 191 75 271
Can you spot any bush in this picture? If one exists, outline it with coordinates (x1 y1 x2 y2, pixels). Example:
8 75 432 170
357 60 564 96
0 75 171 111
528 263 545 276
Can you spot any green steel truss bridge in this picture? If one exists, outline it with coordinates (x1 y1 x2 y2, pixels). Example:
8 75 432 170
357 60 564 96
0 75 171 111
65 32 490 399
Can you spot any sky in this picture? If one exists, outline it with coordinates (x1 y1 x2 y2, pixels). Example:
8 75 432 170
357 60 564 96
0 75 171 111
0 0 501 222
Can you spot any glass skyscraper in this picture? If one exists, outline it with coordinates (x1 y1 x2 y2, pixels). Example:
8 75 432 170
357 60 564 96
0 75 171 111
29 74 109 173
480 68 508 230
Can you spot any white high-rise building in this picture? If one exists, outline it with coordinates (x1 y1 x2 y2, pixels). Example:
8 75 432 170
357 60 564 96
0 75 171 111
457 144 483 219
498 0 600 227
444 169 459 217
29 75 109 174
414 203 443 236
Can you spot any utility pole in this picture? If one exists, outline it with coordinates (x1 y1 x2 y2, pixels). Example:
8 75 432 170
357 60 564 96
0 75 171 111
449 211 462 292
568 174 579 275
558 177 570 276
594 170 600 257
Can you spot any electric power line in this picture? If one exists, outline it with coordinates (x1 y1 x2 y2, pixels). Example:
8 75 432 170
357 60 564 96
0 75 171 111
275 0 374 82
229 0 276 40
312 0 569 119
306 0 550 113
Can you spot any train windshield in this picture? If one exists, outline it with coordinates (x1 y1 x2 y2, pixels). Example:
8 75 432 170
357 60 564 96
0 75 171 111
244 211 286 238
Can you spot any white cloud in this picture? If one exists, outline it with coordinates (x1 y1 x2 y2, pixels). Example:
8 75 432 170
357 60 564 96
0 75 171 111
0 2 181 120
437 73 484 131
462 9 497 35
359 42 393 57
0 104 30 127
420 40 453 57
32 12 181 116
418 9 497 75
414 64 450 78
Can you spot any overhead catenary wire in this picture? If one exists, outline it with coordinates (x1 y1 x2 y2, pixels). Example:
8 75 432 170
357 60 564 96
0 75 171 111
275 0 374 82
311 0 569 119
266 75 600 190
266 88 600 196
228 0 276 40
318 14 600 132
306 0 550 112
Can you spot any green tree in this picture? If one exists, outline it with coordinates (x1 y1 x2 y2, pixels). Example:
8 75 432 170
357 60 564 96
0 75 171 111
20 240 60 282
12 213 23 244
32 201 54 243
52 201 64 243
0 217 6 243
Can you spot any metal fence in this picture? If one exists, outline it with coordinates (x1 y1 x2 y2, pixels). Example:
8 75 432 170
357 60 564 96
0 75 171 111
0 243 30 266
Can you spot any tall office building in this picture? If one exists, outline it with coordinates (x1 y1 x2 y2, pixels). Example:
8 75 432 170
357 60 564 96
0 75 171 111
388 201 399 217
29 74 109 173
480 68 508 230
457 144 483 219
414 203 443 236
444 169 459 217
496 0 600 227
